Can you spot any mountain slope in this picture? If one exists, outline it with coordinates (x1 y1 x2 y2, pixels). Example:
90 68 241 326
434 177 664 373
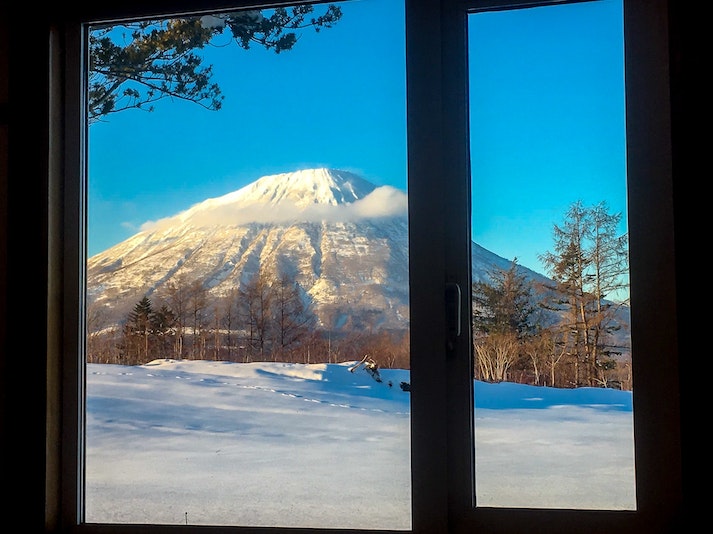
87 168 554 333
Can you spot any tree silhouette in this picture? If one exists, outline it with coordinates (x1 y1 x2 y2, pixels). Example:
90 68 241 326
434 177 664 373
88 4 342 122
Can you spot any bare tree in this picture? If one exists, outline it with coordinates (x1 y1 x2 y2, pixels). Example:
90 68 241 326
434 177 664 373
163 273 193 359
151 303 176 359
475 332 519 383
239 268 274 360
187 279 209 359
272 272 315 359
539 201 629 387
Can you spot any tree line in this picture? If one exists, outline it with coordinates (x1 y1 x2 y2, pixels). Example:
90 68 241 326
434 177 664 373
472 201 631 390
87 200 630 390
87 268 410 370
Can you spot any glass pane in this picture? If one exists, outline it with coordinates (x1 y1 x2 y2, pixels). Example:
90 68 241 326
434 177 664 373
468 0 636 510
84 0 410 528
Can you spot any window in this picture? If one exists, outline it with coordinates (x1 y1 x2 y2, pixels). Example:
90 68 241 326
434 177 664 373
429 1 682 531
83 1 410 529
0 0 681 533
469 0 635 510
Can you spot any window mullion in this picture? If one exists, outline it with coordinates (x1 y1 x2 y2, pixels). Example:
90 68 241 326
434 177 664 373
405 0 451 532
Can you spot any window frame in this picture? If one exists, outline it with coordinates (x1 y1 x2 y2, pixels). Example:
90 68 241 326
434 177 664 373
39 0 682 533
437 1 683 532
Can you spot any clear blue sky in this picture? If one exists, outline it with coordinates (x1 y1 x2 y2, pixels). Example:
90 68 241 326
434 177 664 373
469 0 627 274
88 0 626 277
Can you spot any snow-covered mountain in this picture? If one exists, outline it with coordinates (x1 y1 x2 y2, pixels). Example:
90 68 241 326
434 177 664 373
86 168 551 333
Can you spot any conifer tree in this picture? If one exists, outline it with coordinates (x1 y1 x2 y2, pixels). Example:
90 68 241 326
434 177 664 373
472 260 537 382
125 295 154 363
472 259 537 338
88 4 342 121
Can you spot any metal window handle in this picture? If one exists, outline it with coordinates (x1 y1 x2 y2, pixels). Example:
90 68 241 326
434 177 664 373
445 283 461 350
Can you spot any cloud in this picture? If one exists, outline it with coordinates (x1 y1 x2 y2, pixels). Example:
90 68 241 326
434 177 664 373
348 186 408 218
140 186 408 233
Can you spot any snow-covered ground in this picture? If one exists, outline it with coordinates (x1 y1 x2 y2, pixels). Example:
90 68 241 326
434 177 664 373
85 359 635 530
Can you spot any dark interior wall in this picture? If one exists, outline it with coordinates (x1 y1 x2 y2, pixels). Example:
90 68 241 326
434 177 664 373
1 6 51 529
0 6 7 525
667 0 693 521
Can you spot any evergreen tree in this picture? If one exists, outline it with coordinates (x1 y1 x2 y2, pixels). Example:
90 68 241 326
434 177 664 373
125 295 154 363
471 260 537 382
472 259 537 338
88 4 342 121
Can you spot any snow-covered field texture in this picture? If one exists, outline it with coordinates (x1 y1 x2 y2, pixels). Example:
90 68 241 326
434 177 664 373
86 359 635 530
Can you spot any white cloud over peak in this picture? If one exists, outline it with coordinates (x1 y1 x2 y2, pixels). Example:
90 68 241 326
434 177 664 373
140 185 408 233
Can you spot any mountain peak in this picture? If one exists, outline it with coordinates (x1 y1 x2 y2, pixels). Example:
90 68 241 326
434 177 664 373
130 168 406 239
217 168 376 209
165 168 387 228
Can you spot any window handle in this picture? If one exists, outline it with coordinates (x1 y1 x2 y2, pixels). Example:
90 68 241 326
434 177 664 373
445 283 461 350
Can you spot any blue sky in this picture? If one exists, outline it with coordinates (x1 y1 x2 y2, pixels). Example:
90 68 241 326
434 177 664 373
469 0 627 274
88 0 626 276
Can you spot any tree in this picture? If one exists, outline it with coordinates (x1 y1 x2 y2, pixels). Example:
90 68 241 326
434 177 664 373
539 200 629 387
163 274 191 359
474 332 519 383
538 327 571 388
87 300 112 363
219 288 240 361
151 303 176 359
472 260 538 382
124 295 154 363
88 4 342 122
272 272 315 359
239 268 275 360
472 259 537 338
187 279 209 359
587 202 630 386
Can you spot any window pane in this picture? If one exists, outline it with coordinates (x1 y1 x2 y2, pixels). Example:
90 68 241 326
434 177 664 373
84 0 410 528
468 0 636 510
